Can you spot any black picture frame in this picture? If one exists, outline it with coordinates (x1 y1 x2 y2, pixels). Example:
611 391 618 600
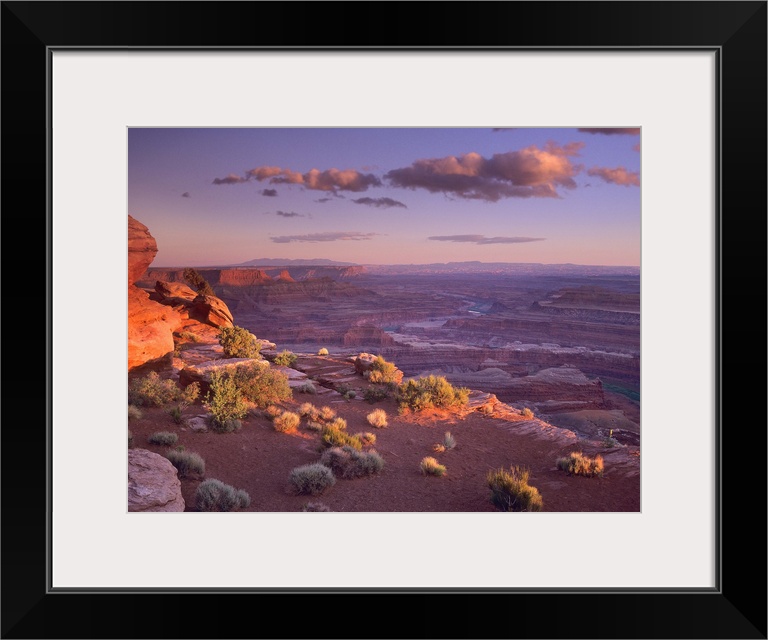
2 2 765 638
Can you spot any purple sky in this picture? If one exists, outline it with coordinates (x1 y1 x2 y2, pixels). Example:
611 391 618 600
128 128 640 267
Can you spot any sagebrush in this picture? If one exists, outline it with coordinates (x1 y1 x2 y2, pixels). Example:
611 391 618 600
195 478 250 511
487 466 543 512
289 463 336 495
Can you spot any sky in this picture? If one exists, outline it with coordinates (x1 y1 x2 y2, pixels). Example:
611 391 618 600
128 127 640 267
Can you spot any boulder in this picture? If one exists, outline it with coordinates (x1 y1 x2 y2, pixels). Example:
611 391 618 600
128 449 185 512
128 215 159 285
353 352 378 375
189 294 235 329
128 286 181 370
154 280 198 301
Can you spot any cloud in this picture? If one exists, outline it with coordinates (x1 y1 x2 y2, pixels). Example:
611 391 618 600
352 197 407 209
212 173 247 185
244 165 381 192
428 235 545 245
587 166 640 186
271 231 380 243
385 142 584 201
577 128 641 135
261 188 278 197
315 197 333 203
181 192 191 198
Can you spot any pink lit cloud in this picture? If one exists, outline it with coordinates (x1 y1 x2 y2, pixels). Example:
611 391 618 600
587 166 640 187
385 142 584 201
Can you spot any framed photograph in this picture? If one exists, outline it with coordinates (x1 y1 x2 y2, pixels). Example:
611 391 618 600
4 2 765 638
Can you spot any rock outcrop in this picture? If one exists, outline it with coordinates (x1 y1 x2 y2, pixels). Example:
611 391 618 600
128 216 181 370
128 449 185 512
150 281 235 331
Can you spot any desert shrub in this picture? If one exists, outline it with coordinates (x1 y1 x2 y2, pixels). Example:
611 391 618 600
128 404 143 421
319 406 337 421
320 446 385 479
264 405 282 419
298 402 319 419
180 382 200 407
212 417 243 433
344 390 356 400
365 355 400 386
274 350 297 367
397 375 470 413
479 403 494 415
363 386 389 403
128 431 134 448
148 431 178 446
556 451 605 477
273 411 300 433
230 362 292 407
167 405 184 424
366 408 388 428
177 330 202 343
205 368 249 429
165 449 205 477
358 432 377 446
521 407 534 419
289 463 336 495
297 382 317 395
218 325 261 359
420 456 447 477
301 502 331 512
321 423 362 450
487 466 543 512
196 478 250 511
183 267 215 297
128 372 181 407
443 432 456 450
305 420 324 432
433 444 446 453
317 347 329 356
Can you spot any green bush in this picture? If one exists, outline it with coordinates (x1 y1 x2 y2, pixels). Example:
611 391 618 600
205 368 249 429
183 267 215 297
128 404 143 421
397 375 470 413
366 408 388 428
165 449 205 477
320 446 385 479
487 466 543 512
289 463 336 495
229 362 292 407
148 431 179 446
180 382 200 407
274 350 297 367
363 386 389 403
344 390 356 400
167 405 184 424
420 456 447 477
365 355 400 386
317 347 329 356
321 422 363 450
556 451 605 477
273 411 300 433
195 478 250 511
128 372 182 407
218 325 261 359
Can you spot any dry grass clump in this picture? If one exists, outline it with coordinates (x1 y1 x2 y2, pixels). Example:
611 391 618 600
420 456 447 477
273 411 301 433
320 419 363 450
319 406 337 421
128 404 143 421
487 466 543 512
366 408 388 428
289 463 336 495
148 431 178 446
301 502 331 512
556 451 604 477
195 478 250 511
165 450 205 478
299 402 320 420
320 446 385 479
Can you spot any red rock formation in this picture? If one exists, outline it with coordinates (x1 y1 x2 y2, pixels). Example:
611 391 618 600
128 449 185 512
276 270 295 283
151 281 235 330
128 216 181 370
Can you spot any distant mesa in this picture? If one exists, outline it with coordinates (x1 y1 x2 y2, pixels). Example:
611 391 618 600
238 258 359 267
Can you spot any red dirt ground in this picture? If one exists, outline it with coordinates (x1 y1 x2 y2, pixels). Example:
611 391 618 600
128 370 640 513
